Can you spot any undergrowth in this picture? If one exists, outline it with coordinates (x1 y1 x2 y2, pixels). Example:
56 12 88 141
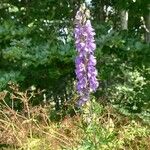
0 84 150 150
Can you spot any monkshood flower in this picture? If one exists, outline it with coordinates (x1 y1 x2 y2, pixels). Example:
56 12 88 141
74 3 99 106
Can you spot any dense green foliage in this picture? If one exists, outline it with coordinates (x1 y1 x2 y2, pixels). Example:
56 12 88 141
0 0 150 111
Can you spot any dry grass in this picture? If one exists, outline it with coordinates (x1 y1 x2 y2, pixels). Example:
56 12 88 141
0 84 150 150
0 84 82 149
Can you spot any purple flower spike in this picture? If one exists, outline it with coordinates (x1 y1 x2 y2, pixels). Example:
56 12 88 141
74 3 99 106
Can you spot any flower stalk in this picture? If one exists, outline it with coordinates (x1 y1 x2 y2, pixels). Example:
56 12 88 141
74 3 99 106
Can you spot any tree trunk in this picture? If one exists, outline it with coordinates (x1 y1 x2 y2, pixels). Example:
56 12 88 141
120 9 128 30
92 0 105 23
145 4 150 44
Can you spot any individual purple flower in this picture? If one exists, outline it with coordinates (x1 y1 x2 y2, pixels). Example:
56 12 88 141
74 3 99 106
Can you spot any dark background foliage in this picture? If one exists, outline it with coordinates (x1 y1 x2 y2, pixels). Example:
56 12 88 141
0 0 150 112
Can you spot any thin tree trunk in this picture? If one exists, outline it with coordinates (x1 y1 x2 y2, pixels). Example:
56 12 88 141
145 4 150 44
92 0 105 23
99 3 105 22
120 9 128 30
